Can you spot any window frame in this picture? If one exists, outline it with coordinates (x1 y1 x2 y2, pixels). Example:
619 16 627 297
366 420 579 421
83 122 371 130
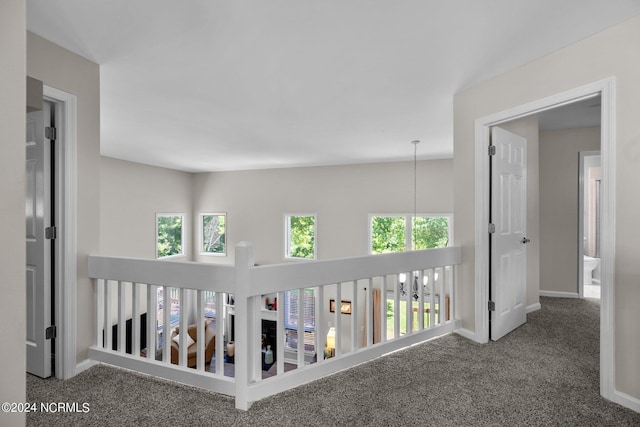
283 288 316 352
156 213 186 259
284 213 317 260
368 213 453 254
199 212 227 257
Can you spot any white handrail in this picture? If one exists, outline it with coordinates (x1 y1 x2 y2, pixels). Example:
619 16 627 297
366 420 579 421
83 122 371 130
89 255 235 292
249 246 461 296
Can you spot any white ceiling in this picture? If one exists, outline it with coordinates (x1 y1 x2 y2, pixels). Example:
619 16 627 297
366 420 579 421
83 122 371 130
537 96 602 132
26 1 640 172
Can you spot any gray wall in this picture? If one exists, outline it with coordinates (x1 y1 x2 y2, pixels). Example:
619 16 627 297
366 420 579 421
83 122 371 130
27 32 101 365
0 1 26 425
100 157 194 259
454 15 640 399
192 160 454 265
539 127 600 294
99 158 454 351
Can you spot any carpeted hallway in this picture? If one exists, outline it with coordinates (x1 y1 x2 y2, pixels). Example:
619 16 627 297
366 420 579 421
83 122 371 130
27 297 640 426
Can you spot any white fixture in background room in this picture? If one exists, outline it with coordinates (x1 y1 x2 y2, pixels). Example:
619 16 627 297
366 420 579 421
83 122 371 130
584 255 600 285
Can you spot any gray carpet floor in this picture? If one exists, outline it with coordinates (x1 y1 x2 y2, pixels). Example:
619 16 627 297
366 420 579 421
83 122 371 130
27 297 640 426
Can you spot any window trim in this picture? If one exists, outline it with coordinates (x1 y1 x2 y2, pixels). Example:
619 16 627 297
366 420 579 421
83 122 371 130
156 213 186 260
284 213 317 260
368 213 453 254
199 212 227 257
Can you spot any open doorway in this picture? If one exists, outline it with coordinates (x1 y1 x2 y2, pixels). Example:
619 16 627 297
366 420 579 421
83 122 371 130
474 78 616 401
537 96 602 300
25 84 79 380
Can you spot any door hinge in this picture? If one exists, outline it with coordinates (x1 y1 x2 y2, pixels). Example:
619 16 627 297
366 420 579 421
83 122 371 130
488 301 496 312
488 145 496 156
45 226 56 240
488 223 496 234
45 326 56 340
45 126 57 141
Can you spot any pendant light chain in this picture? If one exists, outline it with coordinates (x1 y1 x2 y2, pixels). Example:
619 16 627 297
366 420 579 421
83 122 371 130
412 140 420 251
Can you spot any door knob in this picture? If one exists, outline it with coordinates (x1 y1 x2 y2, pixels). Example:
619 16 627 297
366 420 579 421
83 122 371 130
521 237 531 244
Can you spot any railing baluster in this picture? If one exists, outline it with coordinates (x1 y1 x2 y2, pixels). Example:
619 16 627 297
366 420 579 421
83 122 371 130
449 265 455 321
405 273 412 334
132 282 140 356
335 282 342 357
117 281 126 353
104 280 112 351
162 285 171 363
418 270 424 331
196 290 205 370
178 287 187 366
429 268 436 328
366 278 373 347
351 280 358 352
381 276 387 343
297 288 305 368
315 286 324 363
249 295 262 381
394 275 400 339
95 279 104 348
215 292 224 376
146 284 157 361
276 290 285 374
438 267 444 325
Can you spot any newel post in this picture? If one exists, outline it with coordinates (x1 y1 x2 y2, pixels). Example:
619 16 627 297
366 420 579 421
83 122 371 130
234 242 255 410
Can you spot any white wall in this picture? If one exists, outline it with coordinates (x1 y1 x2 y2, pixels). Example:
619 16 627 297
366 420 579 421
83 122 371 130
192 160 453 265
27 32 101 365
0 1 26 426
454 15 640 400
539 127 600 294
100 156 194 260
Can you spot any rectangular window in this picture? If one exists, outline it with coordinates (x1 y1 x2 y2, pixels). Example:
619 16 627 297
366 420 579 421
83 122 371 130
156 214 184 259
285 214 316 259
200 213 226 256
284 288 316 351
369 214 452 254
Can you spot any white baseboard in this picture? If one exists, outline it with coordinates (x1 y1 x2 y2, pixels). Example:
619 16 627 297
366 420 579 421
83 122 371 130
527 303 541 313
454 327 477 342
539 290 579 298
610 389 640 413
75 358 99 375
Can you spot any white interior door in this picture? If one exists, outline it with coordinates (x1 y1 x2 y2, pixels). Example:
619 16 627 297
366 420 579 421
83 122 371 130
26 103 53 378
490 126 528 341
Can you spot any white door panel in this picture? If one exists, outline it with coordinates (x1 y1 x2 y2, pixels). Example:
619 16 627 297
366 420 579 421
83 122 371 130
491 127 527 341
26 104 52 378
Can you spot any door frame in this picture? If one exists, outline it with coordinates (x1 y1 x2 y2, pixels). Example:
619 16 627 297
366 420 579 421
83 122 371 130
473 77 615 400
43 85 78 380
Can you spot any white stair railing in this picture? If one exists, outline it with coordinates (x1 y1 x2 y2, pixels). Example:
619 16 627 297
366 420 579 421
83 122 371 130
235 244 461 409
89 244 461 410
